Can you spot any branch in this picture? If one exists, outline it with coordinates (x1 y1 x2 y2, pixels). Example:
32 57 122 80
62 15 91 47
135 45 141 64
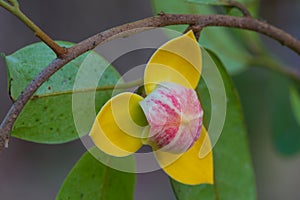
0 0 67 57
1 13 300 151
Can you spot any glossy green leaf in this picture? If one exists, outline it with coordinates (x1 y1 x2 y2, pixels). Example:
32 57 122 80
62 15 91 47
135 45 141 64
270 73 300 155
290 85 300 126
5 41 121 144
151 0 260 74
171 50 256 199
56 148 135 200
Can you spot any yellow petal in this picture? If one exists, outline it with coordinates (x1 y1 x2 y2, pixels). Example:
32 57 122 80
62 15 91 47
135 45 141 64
155 127 213 185
144 30 202 94
89 92 148 157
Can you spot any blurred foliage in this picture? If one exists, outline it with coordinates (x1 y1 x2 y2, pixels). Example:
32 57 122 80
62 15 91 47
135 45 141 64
290 85 300 127
270 74 300 155
186 0 256 10
186 0 234 6
233 67 300 156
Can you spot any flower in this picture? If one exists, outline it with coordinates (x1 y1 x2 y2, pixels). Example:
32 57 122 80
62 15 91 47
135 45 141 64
89 31 213 185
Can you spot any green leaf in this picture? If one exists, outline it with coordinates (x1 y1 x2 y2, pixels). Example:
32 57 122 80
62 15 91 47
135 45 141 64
186 0 231 6
56 148 135 200
185 0 258 14
171 49 256 199
5 41 121 144
270 73 300 155
151 0 261 74
290 85 300 126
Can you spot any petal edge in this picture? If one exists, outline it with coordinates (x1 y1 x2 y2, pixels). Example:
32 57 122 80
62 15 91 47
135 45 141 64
89 92 147 157
155 127 213 185
144 30 202 94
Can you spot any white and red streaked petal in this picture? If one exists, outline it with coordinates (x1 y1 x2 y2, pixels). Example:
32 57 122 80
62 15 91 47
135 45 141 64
139 82 203 154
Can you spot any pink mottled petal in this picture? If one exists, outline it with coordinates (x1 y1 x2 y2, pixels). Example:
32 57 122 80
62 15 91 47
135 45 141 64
139 82 203 154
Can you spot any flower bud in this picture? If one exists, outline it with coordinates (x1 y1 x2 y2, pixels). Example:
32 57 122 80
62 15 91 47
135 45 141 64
139 82 203 154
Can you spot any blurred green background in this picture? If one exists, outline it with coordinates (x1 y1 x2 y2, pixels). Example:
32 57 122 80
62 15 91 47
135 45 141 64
0 0 299 199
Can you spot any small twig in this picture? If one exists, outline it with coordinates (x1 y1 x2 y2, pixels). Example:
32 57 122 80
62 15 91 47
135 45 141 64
0 13 300 152
0 0 66 58
226 0 252 17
